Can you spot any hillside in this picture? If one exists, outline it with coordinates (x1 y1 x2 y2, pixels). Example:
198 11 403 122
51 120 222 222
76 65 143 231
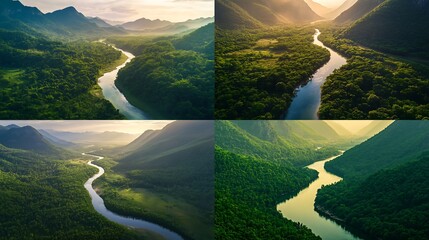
215 0 321 29
325 0 358 19
114 24 214 119
0 144 141 239
42 130 138 146
316 122 429 239
0 0 121 37
325 121 429 178
215 121 342 167
120 18 172 31
216 0 264 29
343 0 429 59
0 125 62 154
305 0 332 17
173 23 214 58
335 0 383 23
95 121 214 240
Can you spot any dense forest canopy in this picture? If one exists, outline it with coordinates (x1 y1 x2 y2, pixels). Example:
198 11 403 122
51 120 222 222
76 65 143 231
316 121 429 239
112 23 214 119
318 27 429 120
0 144 142 240
215 27 330 119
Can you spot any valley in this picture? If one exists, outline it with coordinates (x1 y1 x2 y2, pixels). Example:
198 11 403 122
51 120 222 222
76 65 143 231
215 120 429 240
83 153 183 240
215 0 429 120
215 120 385 239
0 121 214 240
0 0 214 120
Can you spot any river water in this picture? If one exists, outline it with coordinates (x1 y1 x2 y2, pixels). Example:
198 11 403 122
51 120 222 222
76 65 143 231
98 44 149 120
83 153 184 240
285 29 347 120
277 154 360 240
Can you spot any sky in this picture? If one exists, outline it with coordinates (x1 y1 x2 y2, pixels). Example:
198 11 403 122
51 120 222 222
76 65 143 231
19 0 214 23
313 0 346 8
0 121 174 134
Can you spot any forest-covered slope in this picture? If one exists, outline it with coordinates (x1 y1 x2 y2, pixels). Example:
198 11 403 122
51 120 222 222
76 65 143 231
343 0 429 59
0 144 141 239
94 121 214 240
113 24 214 119
325 121 429 178
316 121 429 239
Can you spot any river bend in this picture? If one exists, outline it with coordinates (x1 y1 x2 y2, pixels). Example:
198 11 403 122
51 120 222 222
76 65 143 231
83 153 183 240
285 29 347 120
277 153 360 240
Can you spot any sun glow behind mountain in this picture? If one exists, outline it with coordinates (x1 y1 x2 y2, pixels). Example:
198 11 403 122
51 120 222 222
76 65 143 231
313 0 347 8
0 121 174 134
19 0 214 23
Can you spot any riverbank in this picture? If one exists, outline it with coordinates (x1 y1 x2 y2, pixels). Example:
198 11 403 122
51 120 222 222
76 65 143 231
277 154 360 240
91 52 128 100
83 153 184 240
92 156 213 240
285 29 347 120
95 43 149 120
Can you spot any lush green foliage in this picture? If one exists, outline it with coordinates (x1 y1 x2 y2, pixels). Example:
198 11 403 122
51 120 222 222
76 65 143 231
316 121 429 239
216 121 341 167
317 28 429 120
110 25 214 119
344 0 429 60
215 27 330 119
316 153 429 240
325 120 429 179
215 147 321 240
0 145 141 240
94 157 212 240
93 121 214 240
0 30 124 119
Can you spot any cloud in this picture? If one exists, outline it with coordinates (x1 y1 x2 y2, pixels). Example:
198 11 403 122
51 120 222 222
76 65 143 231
20 0 214 22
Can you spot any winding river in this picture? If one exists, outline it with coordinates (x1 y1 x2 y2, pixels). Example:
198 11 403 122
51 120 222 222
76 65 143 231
83 153 184 240
277 153 360 240
98 43 149 120
285 29 347 120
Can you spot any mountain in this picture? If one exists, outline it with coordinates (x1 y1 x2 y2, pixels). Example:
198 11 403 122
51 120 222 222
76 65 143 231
335 0 384 23
110 120 214 239
0 125 60 154
87 17 112 28
342 0 429 59
173 23 214 58
324 0 358 19
114 121 214 172
357 120 392 138
304 0 332 17
45 7 100 33
43 130 138 146
325 122 353 136
38 129 77 148
325 121 429 179
0 0 48 25
216 121 342 167
216 0 264 29
215 0 322 29
0 1 123 37
120 18 172 31
120 17 213 34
